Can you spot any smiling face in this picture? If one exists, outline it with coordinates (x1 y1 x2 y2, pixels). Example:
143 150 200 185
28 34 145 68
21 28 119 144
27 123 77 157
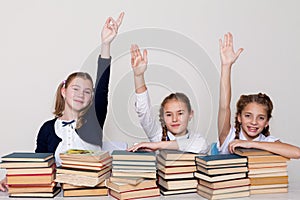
162 99 193 137
238 102 269 140
61 77 93 114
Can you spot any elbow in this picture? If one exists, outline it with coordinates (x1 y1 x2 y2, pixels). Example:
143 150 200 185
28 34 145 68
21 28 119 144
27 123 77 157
293 148 300 159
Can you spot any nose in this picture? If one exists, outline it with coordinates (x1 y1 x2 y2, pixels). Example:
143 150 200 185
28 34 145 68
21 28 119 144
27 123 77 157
250 117 257 125
172 114 178 122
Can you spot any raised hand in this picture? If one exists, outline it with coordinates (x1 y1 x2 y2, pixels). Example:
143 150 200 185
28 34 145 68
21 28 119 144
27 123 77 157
219 32 243 67
101 12 124 45
130 44 148 77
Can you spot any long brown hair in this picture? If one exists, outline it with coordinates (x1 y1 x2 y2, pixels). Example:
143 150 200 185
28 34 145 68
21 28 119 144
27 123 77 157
234 93 273 139
159 93 192 141
53 72 94 129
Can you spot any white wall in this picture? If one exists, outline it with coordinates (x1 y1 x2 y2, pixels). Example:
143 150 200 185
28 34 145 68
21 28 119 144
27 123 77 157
0 0 299 182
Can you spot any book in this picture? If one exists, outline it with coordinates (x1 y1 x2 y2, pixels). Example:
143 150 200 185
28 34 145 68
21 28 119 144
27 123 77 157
111 150 156 161
8 182 56 193
7 173 54 185
60 150 110 162
248 171 288 178
55 170 110 187
199 178 250 189
157 170 194 180
63 187 108 197
109 187 160 200
112 164 156 171
247 155 289 163
196 165 248 175
159 149 205 161
197 184 250 195
0 158 55 168
105 179 157 193
112 160 156 166
1 152 53 162
109 176 144 185
250 187 288 194
62 182 105 190
248 166 287 175
6 163 55 175
111 171 156 179
158 177 197 190
250 183 288 190
157 162 196 174
9 187 60 198
196 161 246 169
62 156 112 168
194 171 247 182
56 165 111 177
160 186 196 195
195 154 247 166
250 176 288 186
197 189 250 199
248 162 287 169
157 154 196 166
233 147 273 156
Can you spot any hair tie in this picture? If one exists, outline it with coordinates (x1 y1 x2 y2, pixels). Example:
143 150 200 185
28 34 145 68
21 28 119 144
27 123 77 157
62 80 66 87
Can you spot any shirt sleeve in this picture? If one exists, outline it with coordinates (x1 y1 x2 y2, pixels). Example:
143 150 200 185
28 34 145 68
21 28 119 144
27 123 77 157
176 132 209 154
217 127 235 154
135 90 162 142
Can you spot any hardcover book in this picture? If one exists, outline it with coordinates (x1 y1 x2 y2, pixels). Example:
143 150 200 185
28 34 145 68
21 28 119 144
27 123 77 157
63 187 108 197
105 179 157 193
60 150 110 162
56 165 112 177
195 154 247 166
159 149 205 161
158 177 197 190
233 147 273 156
108 176 144 185
111 150 156 161
194 171 247 182
198 178 250 190
9 187 60 198
0 158 55 169
1 152 53 162
109 186 160 200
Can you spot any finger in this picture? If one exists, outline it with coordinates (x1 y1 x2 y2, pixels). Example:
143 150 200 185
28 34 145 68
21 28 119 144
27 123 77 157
143 49 148 64
228 32 233 46
116 12 125 26
219 38 223 49
224 33 228 47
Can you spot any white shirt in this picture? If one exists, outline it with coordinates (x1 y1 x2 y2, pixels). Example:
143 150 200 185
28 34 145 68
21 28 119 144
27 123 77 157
54 119 101 166
217 127 280 154
135 90 209 154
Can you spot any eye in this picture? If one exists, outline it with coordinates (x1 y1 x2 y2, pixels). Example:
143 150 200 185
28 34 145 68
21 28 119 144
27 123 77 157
165 113 172 117
178 112 184 115
244 114 250 118
84 90 92 95
259 116 265 120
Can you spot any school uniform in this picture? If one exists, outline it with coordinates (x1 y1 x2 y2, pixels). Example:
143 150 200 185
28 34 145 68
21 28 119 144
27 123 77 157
35 56 111 165
135 90 209 154
217 127 279 154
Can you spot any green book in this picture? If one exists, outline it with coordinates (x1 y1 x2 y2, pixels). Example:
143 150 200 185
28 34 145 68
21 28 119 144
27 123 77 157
1 152 53 162
111 150 156 161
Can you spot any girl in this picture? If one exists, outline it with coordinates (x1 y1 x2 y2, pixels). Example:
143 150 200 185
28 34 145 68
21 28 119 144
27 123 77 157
217 32 300 159
127 44 209 154
0 12 124 192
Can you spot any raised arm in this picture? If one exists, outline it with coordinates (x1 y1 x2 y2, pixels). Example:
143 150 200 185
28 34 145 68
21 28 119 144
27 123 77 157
130 44 148 94
100 12 124 59
218 32 243 146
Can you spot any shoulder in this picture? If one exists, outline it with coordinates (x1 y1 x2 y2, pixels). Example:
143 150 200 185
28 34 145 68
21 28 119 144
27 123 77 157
38 118 57 135
40 118 57 129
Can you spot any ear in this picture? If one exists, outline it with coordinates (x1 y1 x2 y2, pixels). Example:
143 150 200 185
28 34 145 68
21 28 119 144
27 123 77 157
189 110 194 121
237 114 242 123
265 121 269 128
61 87 66 99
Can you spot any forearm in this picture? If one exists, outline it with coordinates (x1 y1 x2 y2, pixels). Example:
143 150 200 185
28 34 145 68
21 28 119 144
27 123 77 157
134 75 147 94
100 43 111 59
218 65 232 142
251 141 300 159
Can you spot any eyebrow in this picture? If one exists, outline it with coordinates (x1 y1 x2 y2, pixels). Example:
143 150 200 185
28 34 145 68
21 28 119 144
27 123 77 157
71 84 92 91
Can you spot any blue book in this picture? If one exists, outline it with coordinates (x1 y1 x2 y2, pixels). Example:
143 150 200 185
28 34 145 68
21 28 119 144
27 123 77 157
195 154 247 166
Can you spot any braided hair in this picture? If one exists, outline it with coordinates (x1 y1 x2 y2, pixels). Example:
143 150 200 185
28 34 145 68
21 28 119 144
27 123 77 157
159 93 192 141
234 93 273 139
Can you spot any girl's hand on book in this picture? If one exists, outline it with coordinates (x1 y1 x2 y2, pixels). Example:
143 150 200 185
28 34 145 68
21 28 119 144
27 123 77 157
0 177 8 192
127 142 158 152
228 139 253 154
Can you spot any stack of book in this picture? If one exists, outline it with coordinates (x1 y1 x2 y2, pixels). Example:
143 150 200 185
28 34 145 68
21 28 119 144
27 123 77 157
157 150 201 195
234 147 290 195
107 150 159 199
55 150 112 197
0 152 60 198
194 154 250 199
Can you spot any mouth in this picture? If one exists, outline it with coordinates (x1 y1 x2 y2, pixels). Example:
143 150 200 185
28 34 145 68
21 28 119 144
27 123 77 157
171 124 180 128
247 126 259 133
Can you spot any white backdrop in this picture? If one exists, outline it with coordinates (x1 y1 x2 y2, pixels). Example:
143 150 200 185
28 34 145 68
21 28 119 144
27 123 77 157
0 0 299 182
